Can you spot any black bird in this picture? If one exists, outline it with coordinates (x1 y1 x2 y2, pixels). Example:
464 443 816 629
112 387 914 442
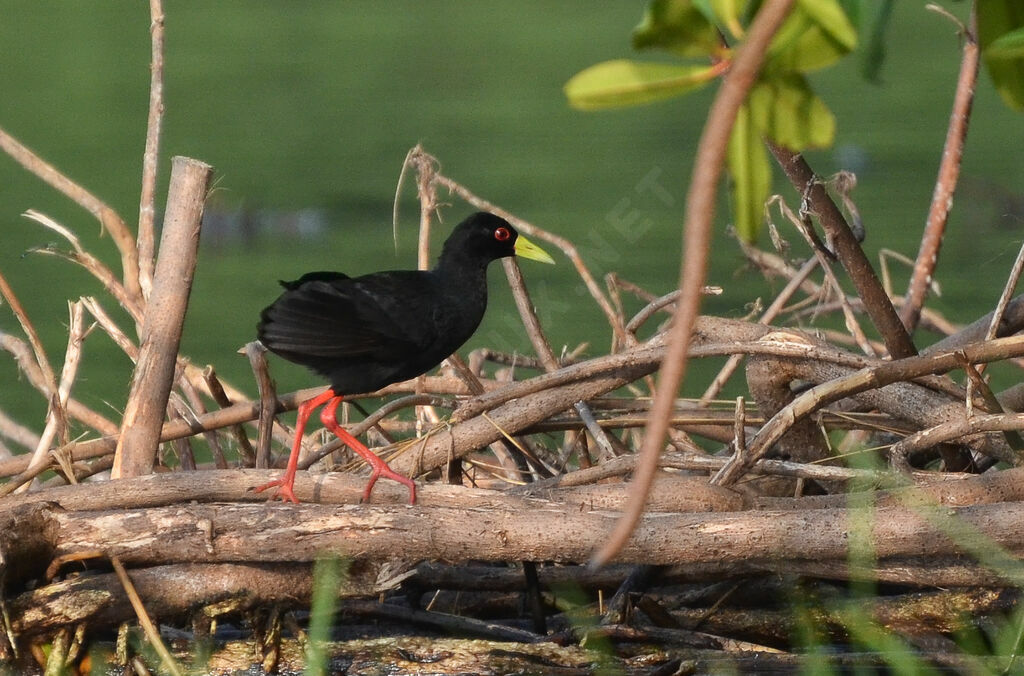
255 211 555 504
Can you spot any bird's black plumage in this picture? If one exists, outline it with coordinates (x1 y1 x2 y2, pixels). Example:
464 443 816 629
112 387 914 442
257 211 547 393
252 211 554 504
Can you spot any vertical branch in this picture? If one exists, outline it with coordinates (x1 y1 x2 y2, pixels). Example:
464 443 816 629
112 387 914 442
502 259 559 371
413 148 439 271
137 0 167 300
246 341 278 469
112 157 212 479
17 301 86 492
900 3 978 333
591 0 796 568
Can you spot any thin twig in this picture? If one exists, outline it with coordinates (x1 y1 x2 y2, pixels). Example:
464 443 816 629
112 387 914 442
900 1 979 332
20 301 86 490
137 0 167 299
0 125 141 302
786 196 876 357
110 556 184 676
202 365 248 468
767 143 917 359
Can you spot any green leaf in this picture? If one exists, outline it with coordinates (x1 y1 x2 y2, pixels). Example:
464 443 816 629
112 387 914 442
632 0 723 57
727 103 772 242
859 0 894 83
709 0 746 39
564 60 718 110
748 73 835 150
985 26 1024 59
766 0 857 73
797 0 857 49
978 0 1024 111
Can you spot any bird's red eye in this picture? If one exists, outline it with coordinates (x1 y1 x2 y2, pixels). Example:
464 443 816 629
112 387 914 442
494 227 512 242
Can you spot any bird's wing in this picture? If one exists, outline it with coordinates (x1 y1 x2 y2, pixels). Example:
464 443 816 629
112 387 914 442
278 271 351 290
258 271 436 362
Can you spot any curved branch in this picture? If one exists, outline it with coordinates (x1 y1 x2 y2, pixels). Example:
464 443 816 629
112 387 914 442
593 0 797 567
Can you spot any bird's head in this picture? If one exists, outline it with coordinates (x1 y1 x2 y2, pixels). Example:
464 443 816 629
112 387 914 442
442 212 555 266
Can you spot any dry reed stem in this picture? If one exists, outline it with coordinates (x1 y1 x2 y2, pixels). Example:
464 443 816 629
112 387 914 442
594 0 797 567
411 145 440 271
20 302 86 490
137 0 166 300
110 556 184 676
0 125 141 303
80 297 138 359
0 332 116 437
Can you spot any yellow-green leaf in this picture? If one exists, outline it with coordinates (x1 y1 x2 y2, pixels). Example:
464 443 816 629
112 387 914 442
979 0 1024 111
709 0 746 40
564 60 718 110
727 103 772 242
985 26 1024 59
748 73 835 150
766 0 857 73
632 0 722 57
798 0 857 50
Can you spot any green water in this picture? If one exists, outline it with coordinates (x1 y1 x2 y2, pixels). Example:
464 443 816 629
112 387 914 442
0 2 1021 435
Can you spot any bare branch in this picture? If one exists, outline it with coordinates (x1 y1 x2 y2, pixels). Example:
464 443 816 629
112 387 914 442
113 157 212 479
20 301 87 490
0 125 141 302
900 2 979 331
595 0 797 568
137 0 167 300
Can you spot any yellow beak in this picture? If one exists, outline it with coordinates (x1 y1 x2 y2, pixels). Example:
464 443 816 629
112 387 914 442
513 233 556 264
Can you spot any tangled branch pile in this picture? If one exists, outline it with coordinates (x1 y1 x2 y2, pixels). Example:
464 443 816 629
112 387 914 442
3 3 1024 674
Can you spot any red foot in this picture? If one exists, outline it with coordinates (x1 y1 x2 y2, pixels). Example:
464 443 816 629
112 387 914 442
255 388 418 505
361 464 417 504
321 395 417 504
253 476 299 504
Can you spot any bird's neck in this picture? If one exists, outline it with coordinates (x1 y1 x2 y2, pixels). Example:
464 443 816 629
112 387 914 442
434 250 492 279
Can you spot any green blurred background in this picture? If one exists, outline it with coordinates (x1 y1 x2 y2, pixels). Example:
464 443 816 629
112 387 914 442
1 2 1022 435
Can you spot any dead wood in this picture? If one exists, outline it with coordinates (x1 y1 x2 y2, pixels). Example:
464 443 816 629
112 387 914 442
113 157 212 479
5 488 1024 575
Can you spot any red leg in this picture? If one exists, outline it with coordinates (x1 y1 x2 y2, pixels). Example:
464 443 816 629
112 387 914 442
252 388 337 503
321 395 417 504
